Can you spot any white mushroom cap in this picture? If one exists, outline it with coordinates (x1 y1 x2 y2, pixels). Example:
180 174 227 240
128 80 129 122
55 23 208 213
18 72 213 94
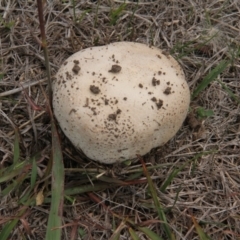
52 42 190 164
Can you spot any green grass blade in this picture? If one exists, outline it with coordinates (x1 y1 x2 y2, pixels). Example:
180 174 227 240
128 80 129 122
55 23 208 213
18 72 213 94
0 206 28 240
139 157 175 240
161 151 216 192
78 228 87 238
71 0 76 23
216 79 240 104
138 227 164 240
0 219 19 240
0 73 4 80
192 60 229 99
167 187 182 211
45 121 64 240
192 216 212 240
110 232 120 240
30 157 37 189
13 128 20 164
160 163 187 192
78 9 91 23
93 0 100 27
1 172 29 196
64 183 118 196
19 189 32 205
126 172 143 181
0 162 28 183
110 3 126 25
196 107 214 118
129 228 141 240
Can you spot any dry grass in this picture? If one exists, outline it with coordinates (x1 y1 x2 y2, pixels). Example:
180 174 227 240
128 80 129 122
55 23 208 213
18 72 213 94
0 0 240 239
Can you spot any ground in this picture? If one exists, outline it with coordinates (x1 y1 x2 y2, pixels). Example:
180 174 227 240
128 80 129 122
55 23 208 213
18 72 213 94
0 0 240 239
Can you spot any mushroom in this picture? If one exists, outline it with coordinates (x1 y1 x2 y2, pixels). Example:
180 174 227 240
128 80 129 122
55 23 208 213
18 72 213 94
52 42 190 164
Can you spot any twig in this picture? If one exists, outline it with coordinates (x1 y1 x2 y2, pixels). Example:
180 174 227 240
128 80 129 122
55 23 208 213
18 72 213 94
0 78 47 97
36 0 52 104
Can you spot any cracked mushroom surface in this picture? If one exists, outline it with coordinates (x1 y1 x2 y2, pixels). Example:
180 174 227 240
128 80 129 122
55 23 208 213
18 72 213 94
52 42 190 164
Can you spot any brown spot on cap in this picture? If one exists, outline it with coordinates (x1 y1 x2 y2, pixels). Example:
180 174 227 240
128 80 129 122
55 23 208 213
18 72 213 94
116 109 121 114
90 85 100 94
69 109 77 115
152 77 160 86
156 99 163 109
72 65 81 74
109 65 122 73
108 113 117 121
83 98 89 107
164 87 171 95
66 71 73 80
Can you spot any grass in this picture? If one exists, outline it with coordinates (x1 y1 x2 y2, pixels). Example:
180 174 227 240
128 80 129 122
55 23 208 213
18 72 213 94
196 107 214 119
109 3 127 26
139 155 174 239
0 0 240 239
192 60 230 99
37 1 64 238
